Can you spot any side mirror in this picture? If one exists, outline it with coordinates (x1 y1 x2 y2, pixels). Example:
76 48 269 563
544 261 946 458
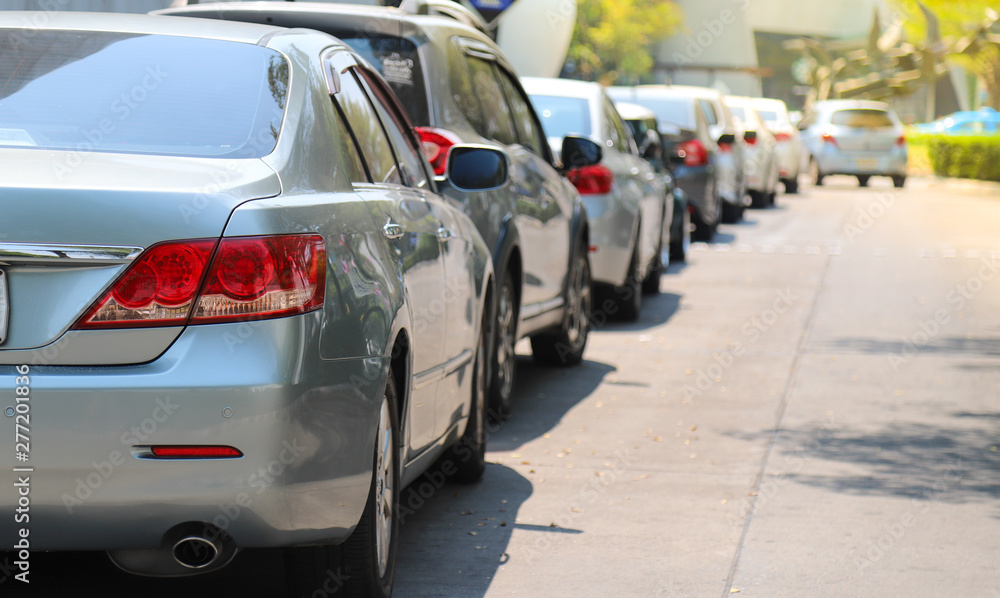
446 145 509 192
561 135 602 170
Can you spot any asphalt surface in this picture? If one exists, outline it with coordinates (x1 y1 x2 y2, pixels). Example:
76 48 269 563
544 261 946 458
5 175 1000 597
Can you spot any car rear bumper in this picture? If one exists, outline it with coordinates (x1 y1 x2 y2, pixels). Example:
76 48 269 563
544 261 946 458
0 314 384 551
775 141 801 178
816 146 907 176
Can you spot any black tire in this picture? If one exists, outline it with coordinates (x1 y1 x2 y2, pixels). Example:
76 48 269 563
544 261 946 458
612 242 641 322
670 207 690 262
857 175 870 187
285 373 400 598
893 176 906 188
691 177 718 241
768 189 777 207
749 190 767 208
784 177 799 194
641 232 664 295
810 159 824 186
488 275 517 418
532 241 592 366
721 200 744 222
447 292 491 482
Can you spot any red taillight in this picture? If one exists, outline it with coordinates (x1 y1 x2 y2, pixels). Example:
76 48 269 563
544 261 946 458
148 446 243 459
193 235 326 324
896 134 906 147
821 132 837 147
415 126 461 176
74 234 325 329
567 164 614 195
744 132 758 146
76 239 216 328
773 131 792 142
678 139 709 167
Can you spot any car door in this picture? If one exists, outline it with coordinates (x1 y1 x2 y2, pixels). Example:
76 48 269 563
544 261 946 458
355 66 477 434
604 97 661 272
462 49 566 313
493 63 573 311
330 54 447 456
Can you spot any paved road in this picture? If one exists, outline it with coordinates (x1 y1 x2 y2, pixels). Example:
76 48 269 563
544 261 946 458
6 175 1000 596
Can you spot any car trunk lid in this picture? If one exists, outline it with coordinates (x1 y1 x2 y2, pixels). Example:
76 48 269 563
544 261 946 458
0 149 280 360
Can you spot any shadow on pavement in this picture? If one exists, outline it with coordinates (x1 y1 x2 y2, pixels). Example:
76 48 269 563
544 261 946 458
393 463 533 598
490 358 615 452
732 413 1000 506
819 336 1000 358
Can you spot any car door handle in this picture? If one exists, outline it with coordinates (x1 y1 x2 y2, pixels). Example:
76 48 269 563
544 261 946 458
383 221 404 240
437 227 455 242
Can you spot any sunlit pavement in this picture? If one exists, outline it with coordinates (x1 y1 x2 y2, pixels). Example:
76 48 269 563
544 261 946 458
5 176 1000 597
394 175 1000 597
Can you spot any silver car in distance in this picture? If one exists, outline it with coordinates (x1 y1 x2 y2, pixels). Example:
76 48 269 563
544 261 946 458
0 12 502 598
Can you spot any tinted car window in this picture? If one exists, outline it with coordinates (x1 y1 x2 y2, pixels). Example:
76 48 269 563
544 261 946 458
757 109 779 122
605 98 633 153
0 30 286 158
335 72 402 185
355 68 430 189
337 34 429 127
495 67 546 155
831 109 894 128
465 56 518 145
530 95 592 139
729 106 746 121
329 101 370 183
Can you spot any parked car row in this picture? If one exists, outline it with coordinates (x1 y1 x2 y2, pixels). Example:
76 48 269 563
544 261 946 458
0 5 685 598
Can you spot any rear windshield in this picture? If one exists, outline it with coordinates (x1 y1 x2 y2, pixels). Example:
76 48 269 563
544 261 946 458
831 109 893 128
636 98 695 131
527 95 591 139
757 109 779 122
729 106 746 121
339 35 429 126
0 30 287 158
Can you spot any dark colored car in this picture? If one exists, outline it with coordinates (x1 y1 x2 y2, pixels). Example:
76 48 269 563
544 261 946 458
607 86 725 241
159 2 599 417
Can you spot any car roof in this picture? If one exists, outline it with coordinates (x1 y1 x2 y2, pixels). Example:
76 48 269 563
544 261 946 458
813 99 892 112
613 102 656 121
520 77 604 103
0 10 282 44
608 85 704 101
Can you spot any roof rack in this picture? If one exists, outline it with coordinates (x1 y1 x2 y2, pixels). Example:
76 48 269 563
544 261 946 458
397 0 494 38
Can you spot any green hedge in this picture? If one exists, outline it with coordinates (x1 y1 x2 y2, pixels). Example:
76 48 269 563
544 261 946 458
907 133 1000 182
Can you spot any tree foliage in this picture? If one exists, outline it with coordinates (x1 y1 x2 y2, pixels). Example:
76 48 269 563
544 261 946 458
893 0 1000 108
567 0 682 84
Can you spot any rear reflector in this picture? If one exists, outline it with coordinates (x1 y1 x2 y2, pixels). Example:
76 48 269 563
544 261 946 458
148 446 243 459
74 234 325 329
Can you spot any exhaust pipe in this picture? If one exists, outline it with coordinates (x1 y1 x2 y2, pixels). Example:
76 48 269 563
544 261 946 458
173 536 222 569
108 523 237 577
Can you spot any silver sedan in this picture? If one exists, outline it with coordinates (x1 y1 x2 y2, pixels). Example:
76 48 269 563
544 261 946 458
0 13 503 597
522 77 671 322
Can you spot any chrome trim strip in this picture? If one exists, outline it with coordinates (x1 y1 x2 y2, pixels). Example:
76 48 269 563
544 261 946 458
0 243 143 265
520 297 564 321
411 349 474 390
